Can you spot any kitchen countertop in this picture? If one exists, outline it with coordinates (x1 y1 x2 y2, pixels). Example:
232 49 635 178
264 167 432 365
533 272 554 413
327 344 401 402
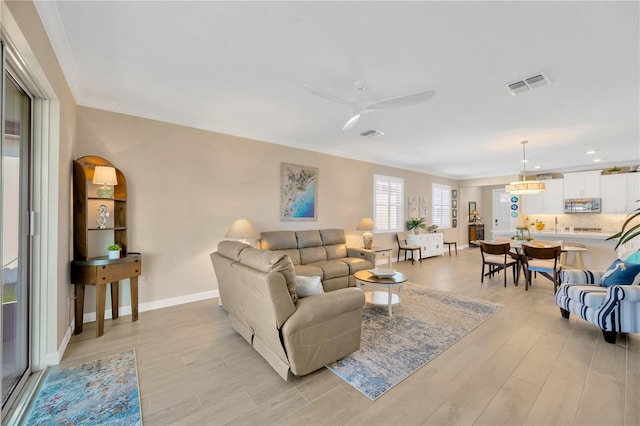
492 229 617 240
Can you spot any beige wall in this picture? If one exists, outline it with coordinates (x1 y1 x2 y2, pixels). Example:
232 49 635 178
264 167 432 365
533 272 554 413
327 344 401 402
75 106 460 305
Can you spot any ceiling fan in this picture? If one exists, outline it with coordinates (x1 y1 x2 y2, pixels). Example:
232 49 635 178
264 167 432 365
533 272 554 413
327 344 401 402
302 80 436 130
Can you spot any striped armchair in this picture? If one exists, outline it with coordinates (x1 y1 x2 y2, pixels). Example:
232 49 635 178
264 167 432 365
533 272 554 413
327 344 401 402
556 268 640 344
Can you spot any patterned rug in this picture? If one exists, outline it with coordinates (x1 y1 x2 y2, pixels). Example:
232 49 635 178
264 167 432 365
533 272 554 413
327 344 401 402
24 349 142 425
327 283 503 400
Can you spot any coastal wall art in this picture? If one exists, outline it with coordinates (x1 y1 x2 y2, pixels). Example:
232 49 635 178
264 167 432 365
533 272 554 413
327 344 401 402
280 162 318 221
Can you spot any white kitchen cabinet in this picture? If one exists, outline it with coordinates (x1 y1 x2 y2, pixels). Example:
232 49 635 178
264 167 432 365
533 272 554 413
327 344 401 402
600 174 628 214
407 233 444 258
522 179 564 214
564 170 601 198
628 173 640 211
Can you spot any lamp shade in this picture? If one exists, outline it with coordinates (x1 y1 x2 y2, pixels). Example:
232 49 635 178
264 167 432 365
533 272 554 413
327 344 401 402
356 217 374 231
92 166 118 185
225 219 259 239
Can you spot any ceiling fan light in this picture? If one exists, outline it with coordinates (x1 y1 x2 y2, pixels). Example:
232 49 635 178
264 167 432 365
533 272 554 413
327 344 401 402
343 113 361 130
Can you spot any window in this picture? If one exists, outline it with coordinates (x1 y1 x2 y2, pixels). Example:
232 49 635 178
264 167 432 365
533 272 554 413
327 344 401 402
374 175 404 232
432 183 451 229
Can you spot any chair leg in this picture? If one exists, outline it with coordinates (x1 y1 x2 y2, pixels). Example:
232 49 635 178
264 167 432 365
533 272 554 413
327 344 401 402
560 308 570 318
397 249 401 263
602 330 617 344
481 262 485 283
503 264 507 288
526 270 531 291
454 243 457 255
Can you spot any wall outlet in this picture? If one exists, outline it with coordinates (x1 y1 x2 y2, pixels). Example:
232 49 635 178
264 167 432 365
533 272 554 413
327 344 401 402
139 276 147 287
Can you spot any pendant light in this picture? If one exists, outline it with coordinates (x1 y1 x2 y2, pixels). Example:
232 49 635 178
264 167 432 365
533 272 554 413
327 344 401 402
505 140 546 194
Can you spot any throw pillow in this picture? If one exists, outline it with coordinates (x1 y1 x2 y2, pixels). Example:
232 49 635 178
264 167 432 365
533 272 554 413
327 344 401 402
624 250 640 264
295 275 324 298
600 259 640 287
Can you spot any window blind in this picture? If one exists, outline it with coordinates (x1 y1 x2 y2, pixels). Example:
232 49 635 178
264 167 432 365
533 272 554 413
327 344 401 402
374 174 404 232
432 183 451 229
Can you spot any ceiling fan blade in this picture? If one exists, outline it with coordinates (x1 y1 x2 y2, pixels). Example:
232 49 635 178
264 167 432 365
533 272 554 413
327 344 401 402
302 85 351 106
365 90 436 110
342 113 361 131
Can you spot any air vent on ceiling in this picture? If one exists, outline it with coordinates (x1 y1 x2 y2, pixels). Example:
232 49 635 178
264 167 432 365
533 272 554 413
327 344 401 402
360 129 384 137
506 72 550 95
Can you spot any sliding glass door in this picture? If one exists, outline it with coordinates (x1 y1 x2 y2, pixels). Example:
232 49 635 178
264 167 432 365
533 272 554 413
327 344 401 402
1 52 33 413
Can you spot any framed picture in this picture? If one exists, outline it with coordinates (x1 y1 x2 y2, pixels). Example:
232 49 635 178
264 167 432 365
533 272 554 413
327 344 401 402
452 218 457 228
408 196 419 218
469 201 477 222
452 189 457 200
280 162 317 221
452 199 457 209
452 209 457 218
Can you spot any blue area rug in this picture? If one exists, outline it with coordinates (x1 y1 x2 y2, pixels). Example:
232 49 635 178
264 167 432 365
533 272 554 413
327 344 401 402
24 349 142 425
327 284 503 400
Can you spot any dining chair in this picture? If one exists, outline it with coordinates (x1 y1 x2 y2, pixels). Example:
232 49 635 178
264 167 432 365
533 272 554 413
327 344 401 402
479 242 519 287
522 244 563 292
396 232 422 264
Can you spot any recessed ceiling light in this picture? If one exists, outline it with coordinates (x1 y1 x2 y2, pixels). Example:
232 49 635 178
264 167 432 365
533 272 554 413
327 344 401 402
534 165 541 169
587 150 598 154
521 159 529 163
594 158 602 162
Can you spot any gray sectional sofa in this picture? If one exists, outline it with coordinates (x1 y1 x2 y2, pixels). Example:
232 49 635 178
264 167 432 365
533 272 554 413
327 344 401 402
259 229 375 291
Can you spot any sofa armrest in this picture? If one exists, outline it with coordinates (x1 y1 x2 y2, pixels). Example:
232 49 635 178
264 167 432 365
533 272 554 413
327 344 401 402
560 269 605 285
282 288 365 334
608 285 640 303
347 247 376 266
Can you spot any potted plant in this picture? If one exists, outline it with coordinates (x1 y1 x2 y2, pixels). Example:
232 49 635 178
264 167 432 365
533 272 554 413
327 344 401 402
608 166 622 174
107 243 121 259
406 217 426 234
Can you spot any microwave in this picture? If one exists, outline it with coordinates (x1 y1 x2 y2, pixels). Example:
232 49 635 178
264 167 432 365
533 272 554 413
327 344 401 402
564 198 601 213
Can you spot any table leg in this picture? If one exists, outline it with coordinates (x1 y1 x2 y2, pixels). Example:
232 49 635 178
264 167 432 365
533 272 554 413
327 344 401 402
74 284 85 335
110 281 119 319
387 284 393 316
576 252 585 269
96 284 107 337
130 276 139 322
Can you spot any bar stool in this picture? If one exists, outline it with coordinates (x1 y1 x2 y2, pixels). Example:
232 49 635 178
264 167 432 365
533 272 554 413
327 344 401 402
444 241 457 256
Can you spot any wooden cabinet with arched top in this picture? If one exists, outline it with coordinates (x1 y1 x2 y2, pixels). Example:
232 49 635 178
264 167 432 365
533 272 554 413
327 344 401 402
71 155 141 337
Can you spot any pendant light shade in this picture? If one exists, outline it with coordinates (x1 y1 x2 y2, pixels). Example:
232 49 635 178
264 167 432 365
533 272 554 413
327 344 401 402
505 141 546 195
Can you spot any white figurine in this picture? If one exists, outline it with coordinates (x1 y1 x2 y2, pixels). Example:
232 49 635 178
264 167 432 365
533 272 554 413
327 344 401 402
97 204 109 229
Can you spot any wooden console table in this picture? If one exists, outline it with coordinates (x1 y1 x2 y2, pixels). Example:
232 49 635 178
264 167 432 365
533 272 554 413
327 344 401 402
70 253 142 337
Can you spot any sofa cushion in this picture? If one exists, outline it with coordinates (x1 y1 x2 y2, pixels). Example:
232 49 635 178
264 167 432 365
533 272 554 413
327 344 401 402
340 257 373 274
300 246 327 264
239 247 298 303
271 248 301 265
320 229 346 245
295 276 324 298
217 240 250 261
296 230 323 248
564 285 608 310
316 260 349 280
325 244 348 260
295 264 324 279
601 259 640 287
260 231 298 250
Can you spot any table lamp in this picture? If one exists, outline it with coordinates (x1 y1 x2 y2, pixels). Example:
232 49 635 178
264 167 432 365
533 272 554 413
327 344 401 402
225 219 259 245
92 166 118 198
356 217 374 249
471 209 479 223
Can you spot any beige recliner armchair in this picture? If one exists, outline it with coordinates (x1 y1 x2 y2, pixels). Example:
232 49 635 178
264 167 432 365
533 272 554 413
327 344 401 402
211 240 365 380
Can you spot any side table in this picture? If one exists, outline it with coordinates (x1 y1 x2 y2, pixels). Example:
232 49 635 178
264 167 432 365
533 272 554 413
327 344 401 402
70 253 142 337
359 246 393 268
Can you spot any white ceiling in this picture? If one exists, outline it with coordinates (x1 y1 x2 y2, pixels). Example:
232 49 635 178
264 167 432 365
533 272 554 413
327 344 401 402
34 1 639 180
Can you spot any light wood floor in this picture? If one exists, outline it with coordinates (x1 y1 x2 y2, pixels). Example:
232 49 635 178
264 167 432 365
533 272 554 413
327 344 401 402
61 247 639 425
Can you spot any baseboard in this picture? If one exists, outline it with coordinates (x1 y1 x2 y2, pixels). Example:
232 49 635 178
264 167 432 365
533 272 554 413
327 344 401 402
82 289 219 323
46 290 219 365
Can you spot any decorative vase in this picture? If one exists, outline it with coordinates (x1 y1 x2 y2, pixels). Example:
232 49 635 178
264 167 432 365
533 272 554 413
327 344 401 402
108 250 120 259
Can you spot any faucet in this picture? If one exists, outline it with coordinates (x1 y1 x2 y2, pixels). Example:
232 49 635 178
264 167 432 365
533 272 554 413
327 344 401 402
555 216 558 233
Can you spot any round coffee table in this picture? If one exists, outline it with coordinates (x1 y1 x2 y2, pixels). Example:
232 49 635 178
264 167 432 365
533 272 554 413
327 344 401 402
354 270 408 316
